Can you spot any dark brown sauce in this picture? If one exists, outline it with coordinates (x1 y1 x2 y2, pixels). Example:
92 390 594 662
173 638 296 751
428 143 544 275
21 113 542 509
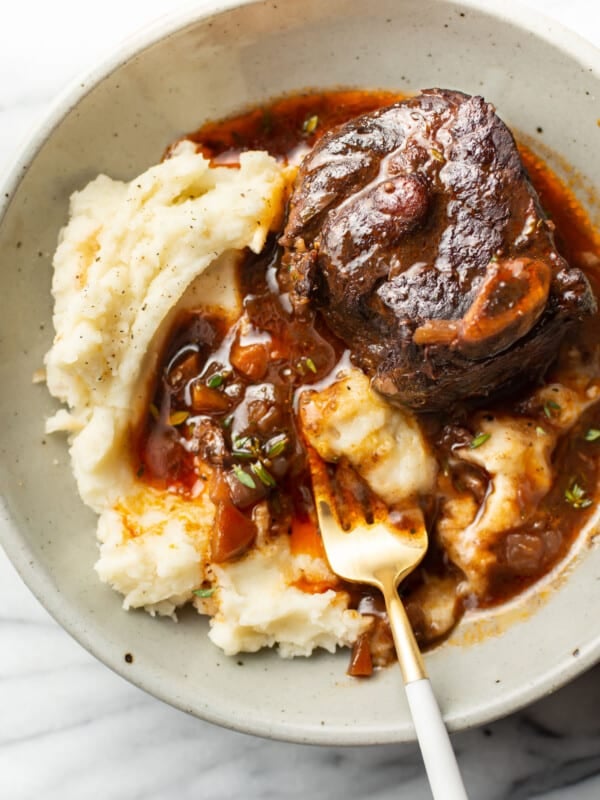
168 90 403 163
139 90 600 675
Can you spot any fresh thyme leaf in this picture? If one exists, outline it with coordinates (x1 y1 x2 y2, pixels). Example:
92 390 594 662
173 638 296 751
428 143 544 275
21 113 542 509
470 432 491 449
193 588 215 598
535 426 546 436
305 357 317 374
585 428 600 442
266 434 288 458
565 481 593 509
168 410 189 426
302 115 319 135
430 148 445 163
569 483 584 500
251 461 277 488
207 373 224 389
232 464 256 489
232 449 254 460
543 400 561 418
233 436 261 458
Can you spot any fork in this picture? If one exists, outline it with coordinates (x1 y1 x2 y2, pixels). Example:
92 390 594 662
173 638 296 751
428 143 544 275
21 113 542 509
307 450 469 800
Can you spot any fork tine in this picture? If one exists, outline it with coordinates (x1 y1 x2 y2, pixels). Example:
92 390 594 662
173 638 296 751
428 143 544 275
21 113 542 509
315 497 349 550
307 450 350 538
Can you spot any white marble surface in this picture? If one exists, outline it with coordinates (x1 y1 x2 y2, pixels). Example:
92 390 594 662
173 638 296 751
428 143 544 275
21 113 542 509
1 1 600 798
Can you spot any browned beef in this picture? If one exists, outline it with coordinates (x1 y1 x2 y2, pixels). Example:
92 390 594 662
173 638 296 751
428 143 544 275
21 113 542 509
280 89 596 410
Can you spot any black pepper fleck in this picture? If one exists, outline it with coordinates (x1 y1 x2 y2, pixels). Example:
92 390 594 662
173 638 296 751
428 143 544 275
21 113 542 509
124 652 133 663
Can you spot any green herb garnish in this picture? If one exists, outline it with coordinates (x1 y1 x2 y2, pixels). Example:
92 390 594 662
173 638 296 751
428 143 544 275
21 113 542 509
233 435 261 458
168 410 189 426
302 115 319 135
266 434 288 459
232 450 254 460
251 461 277 488
565 481 593 510
430 148 445 163
543 400 561 418
232 464 256 489
207 373 224 389
232 436 255 459
305 357 317 374
470 432 491 449
585 428 600 442
535 426 546 437
193 587 215 598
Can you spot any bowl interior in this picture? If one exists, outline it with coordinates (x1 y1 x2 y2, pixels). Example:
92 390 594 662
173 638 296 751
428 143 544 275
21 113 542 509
1 0 600 744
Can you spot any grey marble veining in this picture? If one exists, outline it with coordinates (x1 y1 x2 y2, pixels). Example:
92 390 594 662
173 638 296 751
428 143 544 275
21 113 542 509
1 1 600 798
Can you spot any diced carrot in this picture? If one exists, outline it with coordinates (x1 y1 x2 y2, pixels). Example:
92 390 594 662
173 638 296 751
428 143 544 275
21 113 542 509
168 352 200 387
347 633 373 677
230 342 269 381
190 383 231 413
211 502 257 562
208 473 231 505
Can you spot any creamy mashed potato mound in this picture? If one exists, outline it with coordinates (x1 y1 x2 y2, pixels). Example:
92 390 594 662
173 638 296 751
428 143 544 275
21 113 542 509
46 144 290 510
209 536 367 657
44 145 368 657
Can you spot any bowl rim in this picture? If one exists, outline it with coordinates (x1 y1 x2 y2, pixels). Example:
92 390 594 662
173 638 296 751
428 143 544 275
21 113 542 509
1 0 600 745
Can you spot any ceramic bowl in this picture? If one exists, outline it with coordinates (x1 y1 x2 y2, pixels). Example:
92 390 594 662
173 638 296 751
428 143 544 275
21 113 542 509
1 0 599 744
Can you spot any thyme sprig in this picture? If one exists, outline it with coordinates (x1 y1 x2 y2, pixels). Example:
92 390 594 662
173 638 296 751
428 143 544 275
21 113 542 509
565 480 593 510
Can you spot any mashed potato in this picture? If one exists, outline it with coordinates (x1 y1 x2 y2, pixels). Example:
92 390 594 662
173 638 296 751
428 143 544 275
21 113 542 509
46 143 290 510
299 369 437 504
209 536 367 657
439 380 600 596
44 145 367 658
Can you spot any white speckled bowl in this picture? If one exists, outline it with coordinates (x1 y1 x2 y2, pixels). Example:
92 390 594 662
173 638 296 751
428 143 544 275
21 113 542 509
1 0 600 744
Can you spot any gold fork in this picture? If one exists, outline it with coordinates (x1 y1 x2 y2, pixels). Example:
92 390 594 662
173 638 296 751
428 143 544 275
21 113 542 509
307 450 468 800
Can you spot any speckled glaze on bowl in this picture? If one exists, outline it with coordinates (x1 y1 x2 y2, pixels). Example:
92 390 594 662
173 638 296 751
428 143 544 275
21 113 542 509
1 0 600 745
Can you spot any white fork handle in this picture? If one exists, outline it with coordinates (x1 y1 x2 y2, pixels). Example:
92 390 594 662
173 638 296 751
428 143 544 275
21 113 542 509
405 678 469 800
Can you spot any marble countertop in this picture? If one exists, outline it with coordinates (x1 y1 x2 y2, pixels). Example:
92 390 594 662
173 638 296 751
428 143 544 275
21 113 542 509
1 1 599 798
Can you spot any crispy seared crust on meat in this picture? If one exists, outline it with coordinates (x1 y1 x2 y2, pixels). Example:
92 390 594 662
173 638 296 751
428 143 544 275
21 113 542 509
281 89 596 410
